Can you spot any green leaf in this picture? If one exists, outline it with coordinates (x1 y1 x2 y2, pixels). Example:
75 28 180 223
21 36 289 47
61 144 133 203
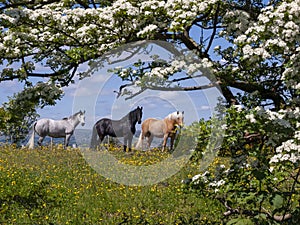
272 194 284 209
253 169 266 180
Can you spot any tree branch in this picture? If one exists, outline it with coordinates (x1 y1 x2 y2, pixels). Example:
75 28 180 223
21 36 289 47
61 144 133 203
147 83 219 91
0 0 62 10
75 0 89 9
59 64 78 86
204 3 220 56
89 0 97 8
0 63 78 86
120 82 220 101
182 29 206 57
228 80 285 109
221 199 293 222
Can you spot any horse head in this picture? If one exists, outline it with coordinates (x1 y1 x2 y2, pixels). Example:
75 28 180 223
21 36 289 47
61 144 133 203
172 111 184 128
135 106 143 124
78 110 86 126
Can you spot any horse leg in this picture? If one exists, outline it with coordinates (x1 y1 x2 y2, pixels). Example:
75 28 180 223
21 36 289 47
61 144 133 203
136 132 145 150
123 136 128 152
170 134 175 152
162 133 169 152
128 134 133 152
94 133 104 150
141 135 145 150
147 135 153 150
37 136 45 147
65 134 72 149
99 135 104 144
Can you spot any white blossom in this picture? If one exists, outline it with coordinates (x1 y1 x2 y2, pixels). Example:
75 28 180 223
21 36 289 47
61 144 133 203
270 139 300 164
234 35 247 44
137 24 158 37
233 105 243 112
246 113 256 123
242 45 254 57
192 174 201 182
209 179 226 187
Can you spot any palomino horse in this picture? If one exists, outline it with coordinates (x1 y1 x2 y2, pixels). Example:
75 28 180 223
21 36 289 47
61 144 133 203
90 106 143 152
136 111 184 151
27 110 85 149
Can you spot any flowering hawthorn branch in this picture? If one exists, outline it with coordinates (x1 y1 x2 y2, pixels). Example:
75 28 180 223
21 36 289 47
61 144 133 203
115 76 220 100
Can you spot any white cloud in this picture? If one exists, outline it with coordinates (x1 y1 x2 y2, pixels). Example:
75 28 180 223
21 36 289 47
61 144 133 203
158 91 180 100
199 105 214 110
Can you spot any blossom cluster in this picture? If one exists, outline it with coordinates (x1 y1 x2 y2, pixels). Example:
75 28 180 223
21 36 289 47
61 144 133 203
246 107 299 146
0 0 221 53
113 55 213 88
243 106 300 165
191 165 227 193
0 0 224 80
222 10 251 36
270 109 300 165
270 139 300 164
233 0 300 90
146 58 213 79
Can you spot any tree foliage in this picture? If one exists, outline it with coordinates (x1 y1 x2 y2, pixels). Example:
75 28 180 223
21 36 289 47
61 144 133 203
0 0 298 109
186 105 300 224
0 82 63 143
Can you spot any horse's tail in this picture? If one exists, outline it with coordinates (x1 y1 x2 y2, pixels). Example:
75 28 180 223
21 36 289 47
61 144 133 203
90 125 98 149
27 122 36 149
135 132 143 149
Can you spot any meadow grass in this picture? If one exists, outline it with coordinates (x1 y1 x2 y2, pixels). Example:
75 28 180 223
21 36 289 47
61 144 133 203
0 144 224 224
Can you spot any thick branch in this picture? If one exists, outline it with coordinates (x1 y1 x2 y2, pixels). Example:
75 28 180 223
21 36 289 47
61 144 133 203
227 80 285 109
59 64 78 86
220 85 238 106
147 82 219 92
0 63 78 86
181 29 206 57
121 82 220 101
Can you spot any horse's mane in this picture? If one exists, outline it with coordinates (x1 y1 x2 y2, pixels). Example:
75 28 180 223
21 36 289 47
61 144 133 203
120 107 141 122
62 111 83 120
166 111 183 120
120 109 134 121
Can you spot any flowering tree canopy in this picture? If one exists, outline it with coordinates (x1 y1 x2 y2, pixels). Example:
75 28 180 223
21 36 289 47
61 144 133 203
0 0 299 110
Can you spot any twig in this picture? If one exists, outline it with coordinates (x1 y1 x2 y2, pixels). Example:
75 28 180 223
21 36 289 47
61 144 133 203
222 199 292 222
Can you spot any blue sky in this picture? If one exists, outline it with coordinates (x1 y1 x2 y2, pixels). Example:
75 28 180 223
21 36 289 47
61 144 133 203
0 41 224 130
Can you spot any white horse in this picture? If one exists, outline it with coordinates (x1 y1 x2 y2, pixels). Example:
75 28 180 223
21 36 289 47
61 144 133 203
136 111 184 151
27 110 85 149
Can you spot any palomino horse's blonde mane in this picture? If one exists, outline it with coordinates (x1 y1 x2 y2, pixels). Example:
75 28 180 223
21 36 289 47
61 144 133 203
166 111 184 120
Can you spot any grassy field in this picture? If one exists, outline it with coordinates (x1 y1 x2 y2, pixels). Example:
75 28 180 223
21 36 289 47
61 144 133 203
0 144 224 224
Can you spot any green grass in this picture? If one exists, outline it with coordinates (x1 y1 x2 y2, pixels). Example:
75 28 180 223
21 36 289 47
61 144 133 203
0 144 224 224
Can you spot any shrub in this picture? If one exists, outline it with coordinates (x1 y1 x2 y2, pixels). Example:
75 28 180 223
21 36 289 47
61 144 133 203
187 105 300 225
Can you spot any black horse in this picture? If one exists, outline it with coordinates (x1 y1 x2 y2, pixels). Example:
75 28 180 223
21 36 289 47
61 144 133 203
91 106 143 152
